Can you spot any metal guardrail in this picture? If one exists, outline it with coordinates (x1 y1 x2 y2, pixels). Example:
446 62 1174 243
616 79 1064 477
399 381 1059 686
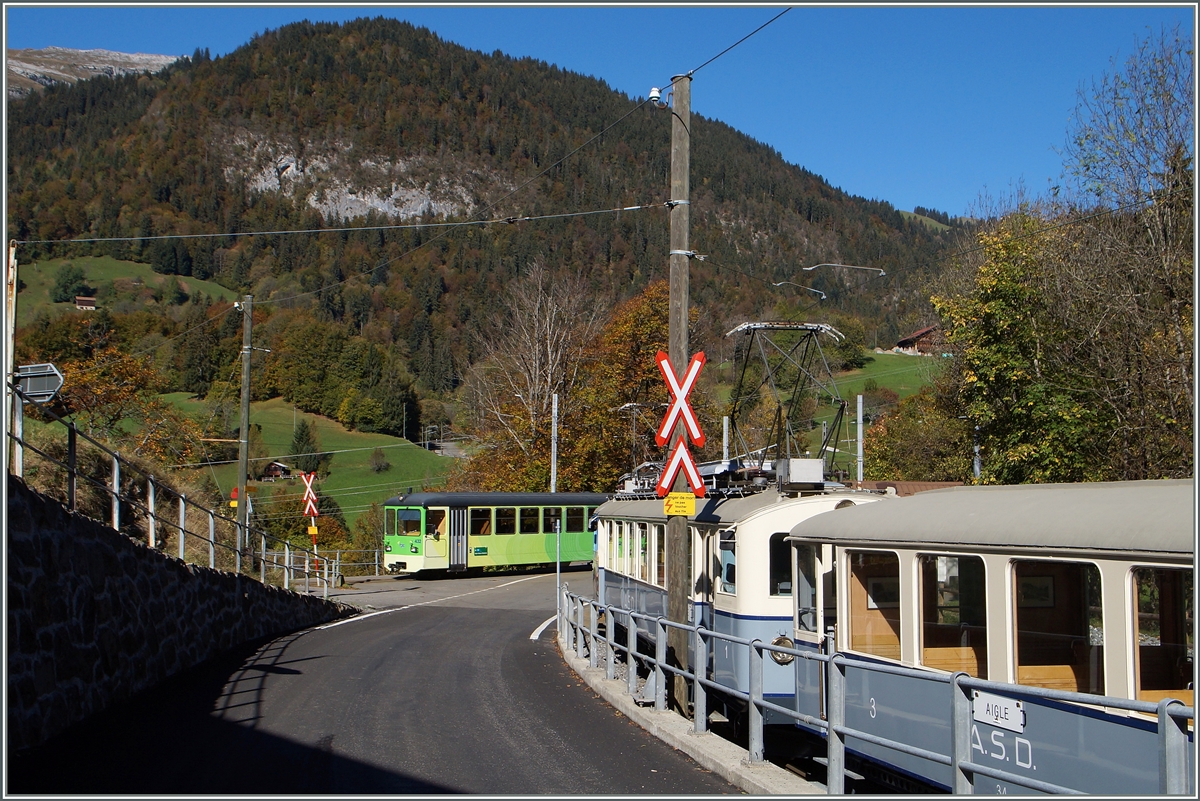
559 588 1195 795
7 383 345 598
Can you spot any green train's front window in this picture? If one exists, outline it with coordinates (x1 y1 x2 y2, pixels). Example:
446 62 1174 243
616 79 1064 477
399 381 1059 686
390 509 422 536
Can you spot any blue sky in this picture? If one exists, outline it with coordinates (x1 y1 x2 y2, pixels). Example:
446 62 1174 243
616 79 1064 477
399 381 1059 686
5 5 1194 216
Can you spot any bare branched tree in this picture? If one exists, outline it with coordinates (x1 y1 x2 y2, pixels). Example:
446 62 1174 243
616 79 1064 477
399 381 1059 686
464 260 603 454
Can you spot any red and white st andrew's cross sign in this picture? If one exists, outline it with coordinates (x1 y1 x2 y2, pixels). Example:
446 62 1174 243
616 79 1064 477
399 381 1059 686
301 471 320 519
653 350 706 497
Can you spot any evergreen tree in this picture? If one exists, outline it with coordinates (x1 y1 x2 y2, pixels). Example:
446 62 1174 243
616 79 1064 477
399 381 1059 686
290 419 324 473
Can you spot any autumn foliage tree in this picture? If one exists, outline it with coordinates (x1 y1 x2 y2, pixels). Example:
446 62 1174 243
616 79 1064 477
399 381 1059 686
874 27 1192 484
49 346 202 465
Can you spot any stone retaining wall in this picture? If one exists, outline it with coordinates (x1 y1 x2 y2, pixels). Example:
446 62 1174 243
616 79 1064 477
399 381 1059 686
6 475 357 751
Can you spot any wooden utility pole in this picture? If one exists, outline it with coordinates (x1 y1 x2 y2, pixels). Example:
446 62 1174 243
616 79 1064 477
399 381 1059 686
666 73 692 714
235 294 252 558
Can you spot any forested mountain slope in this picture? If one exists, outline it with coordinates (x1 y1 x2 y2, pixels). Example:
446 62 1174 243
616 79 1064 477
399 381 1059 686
8 17 960 438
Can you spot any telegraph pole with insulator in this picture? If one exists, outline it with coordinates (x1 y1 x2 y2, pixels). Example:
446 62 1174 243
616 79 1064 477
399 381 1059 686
666 73 692 715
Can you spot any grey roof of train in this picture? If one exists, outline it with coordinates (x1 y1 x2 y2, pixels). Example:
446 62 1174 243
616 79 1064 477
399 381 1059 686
786 480 1195 557
595 489 867 526
383 491 609 507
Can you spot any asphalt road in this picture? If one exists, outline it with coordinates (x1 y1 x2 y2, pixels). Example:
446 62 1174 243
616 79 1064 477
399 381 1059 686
8 569 739 794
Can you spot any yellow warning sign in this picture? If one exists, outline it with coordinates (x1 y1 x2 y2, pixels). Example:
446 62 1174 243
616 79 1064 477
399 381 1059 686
663 492 696 517
228 500 237 508
307 525 319 537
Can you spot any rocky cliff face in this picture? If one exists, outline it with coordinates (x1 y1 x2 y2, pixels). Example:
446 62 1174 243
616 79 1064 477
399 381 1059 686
6 46 178 99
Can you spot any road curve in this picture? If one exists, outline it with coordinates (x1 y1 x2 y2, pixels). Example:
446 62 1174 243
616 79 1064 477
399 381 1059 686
8 570 738 794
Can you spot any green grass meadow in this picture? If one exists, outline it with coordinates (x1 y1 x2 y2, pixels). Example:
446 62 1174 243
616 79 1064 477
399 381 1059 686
166 395 450 529
15 256 236 327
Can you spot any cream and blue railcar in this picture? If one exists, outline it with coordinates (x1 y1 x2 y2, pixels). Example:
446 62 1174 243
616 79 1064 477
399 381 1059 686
787 479 1194 794
595 489 881 721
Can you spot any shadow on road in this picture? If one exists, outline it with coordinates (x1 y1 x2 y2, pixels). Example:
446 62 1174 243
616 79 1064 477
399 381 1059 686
7 635 457 794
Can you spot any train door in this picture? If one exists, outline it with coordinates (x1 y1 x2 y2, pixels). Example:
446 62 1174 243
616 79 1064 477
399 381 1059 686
448 507 469 571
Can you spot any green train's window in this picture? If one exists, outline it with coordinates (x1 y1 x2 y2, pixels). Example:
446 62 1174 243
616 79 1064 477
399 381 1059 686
519 507 540 534
496 507 516 535
426 509 446 538
396 509 422 535
470 508 492 536
545 507 562 533
385 508 397 537
566 507 584 532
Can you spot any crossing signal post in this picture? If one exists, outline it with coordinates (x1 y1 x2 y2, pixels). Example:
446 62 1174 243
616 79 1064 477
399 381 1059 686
664 71 692 716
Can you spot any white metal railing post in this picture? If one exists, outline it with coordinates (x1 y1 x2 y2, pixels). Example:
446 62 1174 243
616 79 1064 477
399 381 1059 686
178 495 186 560
207 511 215 568
111 452 121 531
588 602 599 669
827 653 846 793
284 541 291 591
323 557 329 599
260 534 266 583
66 422 77 511
575 596 585 659
1159 700 1190 794
147 477 156 548
693 626 707 733
654 617 667 711
557 588 566 647
605 607 616 681
951 673 974 793
375 548 380 576
626 615 638 696
748 640 764 763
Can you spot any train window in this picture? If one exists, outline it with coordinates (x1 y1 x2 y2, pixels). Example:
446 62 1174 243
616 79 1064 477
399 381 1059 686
920 555 987 678
519 508 540 534
396 509 422 535
638 523 649 582
566 507 585 532
544 507 562 534
849 551 901 660
1132 567 1193 706
469 508 492 536
426 509 446 539
496 507 516 535
794 543 818 633
385 508 397 537
1014 560 1104 694
654 525 665 587
769 533 792 596
718 529 736 595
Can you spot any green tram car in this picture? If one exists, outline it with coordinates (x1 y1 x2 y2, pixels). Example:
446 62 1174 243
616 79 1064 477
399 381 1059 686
382 492 609 574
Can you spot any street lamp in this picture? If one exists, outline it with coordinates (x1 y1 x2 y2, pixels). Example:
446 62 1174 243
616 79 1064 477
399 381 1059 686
770 281 826 299
803 262 886 277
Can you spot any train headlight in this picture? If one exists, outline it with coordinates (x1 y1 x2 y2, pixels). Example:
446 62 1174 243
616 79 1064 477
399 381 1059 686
385 544 392 552
770 635 796 665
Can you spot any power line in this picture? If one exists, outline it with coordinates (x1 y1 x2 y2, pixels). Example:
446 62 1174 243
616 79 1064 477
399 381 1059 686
15 202 670 247
685 7 791 79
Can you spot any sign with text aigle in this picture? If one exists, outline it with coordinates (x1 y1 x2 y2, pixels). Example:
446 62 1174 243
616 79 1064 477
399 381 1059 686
654 350 706 502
